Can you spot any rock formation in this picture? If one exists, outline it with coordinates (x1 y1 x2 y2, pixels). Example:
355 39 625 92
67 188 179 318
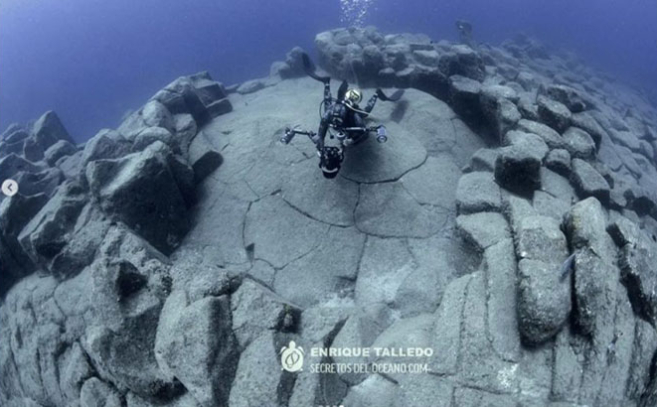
2 26 657 407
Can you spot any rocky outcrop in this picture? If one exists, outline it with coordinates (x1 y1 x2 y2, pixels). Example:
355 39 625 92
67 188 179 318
2 26 657 407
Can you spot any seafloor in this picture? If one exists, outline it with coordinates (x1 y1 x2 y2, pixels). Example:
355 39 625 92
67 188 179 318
1 27 657 407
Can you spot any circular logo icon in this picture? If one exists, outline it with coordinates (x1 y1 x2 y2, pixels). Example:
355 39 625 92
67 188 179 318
280 340 304 372
1 179 18 197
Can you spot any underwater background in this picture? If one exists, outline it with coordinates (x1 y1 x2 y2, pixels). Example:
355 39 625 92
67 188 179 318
1 0 656 141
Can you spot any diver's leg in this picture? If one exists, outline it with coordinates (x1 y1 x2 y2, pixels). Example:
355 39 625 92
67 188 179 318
313 114 330 150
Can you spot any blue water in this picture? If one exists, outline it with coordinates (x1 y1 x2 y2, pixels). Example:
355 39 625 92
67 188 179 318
1 0 656 142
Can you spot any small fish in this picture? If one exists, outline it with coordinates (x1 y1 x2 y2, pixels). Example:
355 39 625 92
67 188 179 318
560 253 576 281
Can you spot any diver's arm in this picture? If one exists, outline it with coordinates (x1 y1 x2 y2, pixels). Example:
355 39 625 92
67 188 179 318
323 81 332 104
363 94 378 114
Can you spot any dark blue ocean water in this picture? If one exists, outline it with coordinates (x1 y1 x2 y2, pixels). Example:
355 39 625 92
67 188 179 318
1 0 655 142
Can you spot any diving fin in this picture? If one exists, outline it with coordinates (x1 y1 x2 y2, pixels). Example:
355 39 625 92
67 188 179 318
376 89 405 102
302 53 330 83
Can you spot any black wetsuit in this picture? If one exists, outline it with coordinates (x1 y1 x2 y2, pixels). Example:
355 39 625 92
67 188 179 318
313 81 378 150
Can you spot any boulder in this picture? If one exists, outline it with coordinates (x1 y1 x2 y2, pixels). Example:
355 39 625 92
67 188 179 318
155 293 238 406
545 148 571 175
570 158 610 206
18 179 88 273
563 127 596 159
517 258 571 344
516 119 565 150
80 129 132 169
456 212 511 252
237 79 266 95
14 167 64 198
228 331 287 407
546 84 588 112
494 142 543 194
189 71 227 105
514 215 569 263
571 111 606 147
32 111 74 149
205 98 232 119
231 279 300 349
132 127 175 153
270 46 307 79
608 217 657 325
82 226 174 397
537 95 571 133
44 140 78 166
0 193 49 294
448 75 482 119
151 76 211 126
79 378 122 407
455 171 502 214
0 153 46 180
480 85 522 141
86 141 190 254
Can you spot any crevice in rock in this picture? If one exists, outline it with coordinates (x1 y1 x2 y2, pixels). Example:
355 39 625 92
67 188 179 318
281 198 353 229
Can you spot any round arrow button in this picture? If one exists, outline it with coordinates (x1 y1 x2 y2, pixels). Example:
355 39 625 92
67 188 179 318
2 179 18 197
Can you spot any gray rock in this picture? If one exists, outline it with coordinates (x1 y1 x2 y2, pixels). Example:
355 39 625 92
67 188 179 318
546 84 588 112
231 279 300 349
245 195 328 269
132 127 175 152
448 75 482 119
189 71 227 105
563 127 596 159
467 148 498 172
151 76 210 126
430 274 470 375
609 129 642 152
18 179 88 273
609 217 657 325
228 331 286 407
517 258 571 345
82 227 173 397
545 148 571 175
275 225 365 307
205 98 232 119
80 129 132 169
0 193 49 293
484 238 521 361
356 182 448 238
494 143 543 194
503 130 549 159
537 95 571 133
480 86 522 141
86 142 190 254
570 158 610 206
44 140 78 166
571 111 606 147
456 212 511 251
515 215 569 263
282 164 359 227
0 153 46 180
237 79 267 95
341 374 399 407
516 119 565 150
12 166 63 197
79 378 121 407
455 171 502 214
141 100 174 133
156 294 237 406
32 111 74 150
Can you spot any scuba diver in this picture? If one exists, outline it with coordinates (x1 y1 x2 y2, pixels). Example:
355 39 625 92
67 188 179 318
280 53 404 178
456 20 474 46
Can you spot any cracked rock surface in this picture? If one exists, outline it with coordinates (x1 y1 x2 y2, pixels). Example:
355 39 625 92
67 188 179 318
2 26 657 407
